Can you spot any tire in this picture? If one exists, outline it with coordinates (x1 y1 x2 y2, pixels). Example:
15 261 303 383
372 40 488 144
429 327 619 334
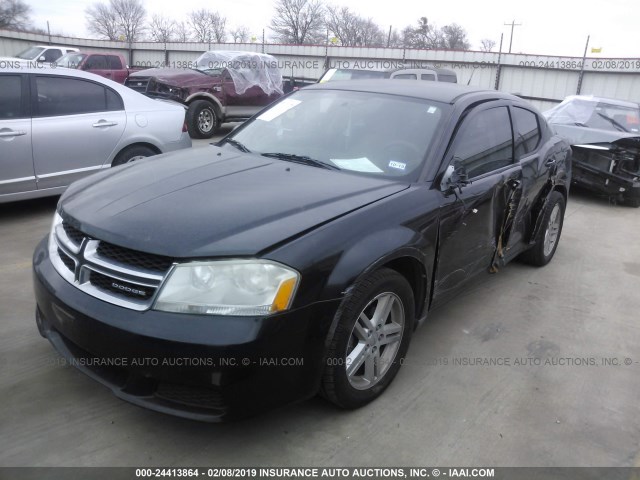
112 145 156 167
187 100 219 139
321 268 415 409
520 191 566 267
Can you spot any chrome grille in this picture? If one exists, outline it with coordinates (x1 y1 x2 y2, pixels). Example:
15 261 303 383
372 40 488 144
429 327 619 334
57 248 75 272
49 214 174 311
96 242 173 273
62 222 84 247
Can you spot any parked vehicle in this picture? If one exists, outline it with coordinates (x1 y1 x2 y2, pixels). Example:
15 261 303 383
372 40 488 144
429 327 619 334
318 66 458 83
545 95 640 207
55 52 137 84
3 45 79 63
34 81 571 421
389 67 457 82
126 51 283 139
0 67 191 204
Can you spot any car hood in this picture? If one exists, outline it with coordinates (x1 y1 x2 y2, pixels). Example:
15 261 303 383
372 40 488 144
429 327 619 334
129 68 214 86
60 147 409 258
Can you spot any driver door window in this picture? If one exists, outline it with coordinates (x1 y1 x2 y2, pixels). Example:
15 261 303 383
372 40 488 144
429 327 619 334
452 106 514 178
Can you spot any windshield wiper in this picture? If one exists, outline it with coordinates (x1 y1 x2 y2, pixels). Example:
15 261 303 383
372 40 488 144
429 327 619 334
224 138 252 153
597 112 629 132
260 152 340 170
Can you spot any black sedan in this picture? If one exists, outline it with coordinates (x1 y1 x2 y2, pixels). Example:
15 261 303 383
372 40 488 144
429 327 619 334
33 81 571 421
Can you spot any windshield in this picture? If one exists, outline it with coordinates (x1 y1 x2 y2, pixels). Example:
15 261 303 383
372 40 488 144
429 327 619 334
195 67 224 77
15 46 45 60
227 89 448 180
55 53 87 68
545 97 640 133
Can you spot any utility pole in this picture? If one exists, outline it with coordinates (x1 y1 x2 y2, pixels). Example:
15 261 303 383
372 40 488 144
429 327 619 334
504 20 522 53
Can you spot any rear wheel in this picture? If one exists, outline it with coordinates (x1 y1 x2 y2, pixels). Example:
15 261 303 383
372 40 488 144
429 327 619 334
520 191 566 266
187 100 219 139
322 268 414 409
112 145 156 167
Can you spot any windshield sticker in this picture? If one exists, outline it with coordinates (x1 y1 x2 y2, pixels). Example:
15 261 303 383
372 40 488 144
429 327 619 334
388 161 406 171
427 106 437 114
330 157 383 173
258 98 302 122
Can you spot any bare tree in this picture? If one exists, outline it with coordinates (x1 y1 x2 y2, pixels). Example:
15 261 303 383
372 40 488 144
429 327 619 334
86 0 145 41
0 0 32 30
174 21 190 42
356 18 384 47
111 0 145 42
325 6 359 46
441 23 470 49
148 14 175 42
480 38 496 52
86 3 119 40
403 17 470 50
270 0 325 44
230 25 250 43
189 9 226 43
402 17 438 48
325 6 383 46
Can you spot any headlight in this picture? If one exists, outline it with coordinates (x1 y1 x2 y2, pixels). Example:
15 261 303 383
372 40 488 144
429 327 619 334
154 260 300 316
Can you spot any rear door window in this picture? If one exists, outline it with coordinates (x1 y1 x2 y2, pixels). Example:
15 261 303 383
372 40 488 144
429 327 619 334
512 107 541 158
107 55 123 69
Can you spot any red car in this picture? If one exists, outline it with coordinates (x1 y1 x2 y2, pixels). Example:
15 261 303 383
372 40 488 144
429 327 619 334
126 51 284 138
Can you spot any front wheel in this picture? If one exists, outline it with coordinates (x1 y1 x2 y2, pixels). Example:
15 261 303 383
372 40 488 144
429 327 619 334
187 100 219 139
321 268 415 409
520 191 566 266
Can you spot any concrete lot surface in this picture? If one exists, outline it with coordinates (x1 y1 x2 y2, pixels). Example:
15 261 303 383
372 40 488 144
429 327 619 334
1 139 639 466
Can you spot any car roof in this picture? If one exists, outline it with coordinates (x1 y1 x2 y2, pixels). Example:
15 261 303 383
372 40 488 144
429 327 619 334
306 79 515 104
30 45 78 49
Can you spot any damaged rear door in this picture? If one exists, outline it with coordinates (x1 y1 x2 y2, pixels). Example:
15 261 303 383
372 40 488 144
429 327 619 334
432 102 525 303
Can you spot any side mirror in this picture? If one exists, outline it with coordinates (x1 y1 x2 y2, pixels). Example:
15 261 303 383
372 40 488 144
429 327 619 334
38 56 46 62
440 159 471 194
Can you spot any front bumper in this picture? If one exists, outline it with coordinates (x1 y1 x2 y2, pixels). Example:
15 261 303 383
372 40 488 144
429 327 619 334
572 160 640 201
33 237 340 421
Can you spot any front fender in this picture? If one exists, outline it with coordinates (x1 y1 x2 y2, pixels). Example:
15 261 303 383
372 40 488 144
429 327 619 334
326 227 430 296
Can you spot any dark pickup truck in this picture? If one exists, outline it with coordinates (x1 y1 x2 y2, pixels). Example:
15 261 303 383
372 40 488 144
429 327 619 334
55 52 136 84
126 51 284 138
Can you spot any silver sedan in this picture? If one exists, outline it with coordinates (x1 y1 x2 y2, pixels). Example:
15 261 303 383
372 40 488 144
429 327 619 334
0 66 192 203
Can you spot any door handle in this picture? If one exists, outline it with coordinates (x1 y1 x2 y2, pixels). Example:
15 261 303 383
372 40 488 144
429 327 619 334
0 130 26 137
92 121 118 128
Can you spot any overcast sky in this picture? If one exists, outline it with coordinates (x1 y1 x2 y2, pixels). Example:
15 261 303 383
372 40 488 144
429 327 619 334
27 0 638 58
